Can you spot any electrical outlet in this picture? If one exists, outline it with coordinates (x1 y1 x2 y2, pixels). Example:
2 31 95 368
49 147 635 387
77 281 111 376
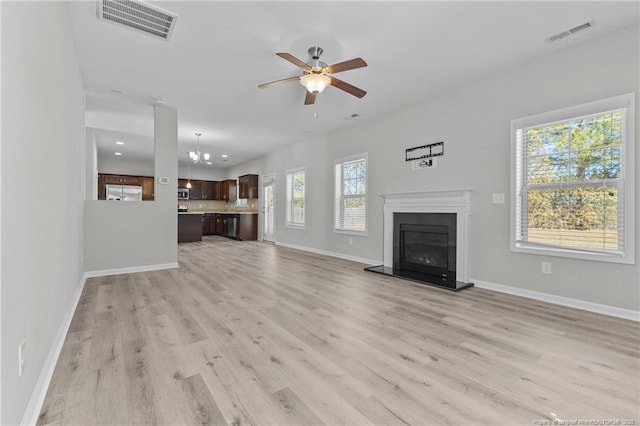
18 340 25 376
541 262 552 275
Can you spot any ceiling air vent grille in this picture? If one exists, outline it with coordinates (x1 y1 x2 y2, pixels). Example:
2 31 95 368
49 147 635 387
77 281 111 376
546 20 595 43
97 0 178 41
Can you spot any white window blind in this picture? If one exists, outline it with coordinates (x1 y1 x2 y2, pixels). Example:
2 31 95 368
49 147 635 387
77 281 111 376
511 93 634 264
334 154 367 234
286 168 305 228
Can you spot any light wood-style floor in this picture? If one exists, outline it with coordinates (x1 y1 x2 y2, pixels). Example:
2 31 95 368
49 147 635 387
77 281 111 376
38 236 639 425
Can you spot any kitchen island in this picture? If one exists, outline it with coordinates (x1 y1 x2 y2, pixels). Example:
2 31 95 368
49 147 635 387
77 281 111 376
178 212 203 243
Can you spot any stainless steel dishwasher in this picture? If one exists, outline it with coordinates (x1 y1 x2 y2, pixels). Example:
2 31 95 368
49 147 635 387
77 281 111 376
227 215 239 239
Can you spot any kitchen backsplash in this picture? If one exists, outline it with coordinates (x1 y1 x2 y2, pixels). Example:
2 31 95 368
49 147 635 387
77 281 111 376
182 199 258 212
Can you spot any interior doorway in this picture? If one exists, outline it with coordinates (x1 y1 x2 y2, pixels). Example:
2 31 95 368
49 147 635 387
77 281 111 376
262 174 276 242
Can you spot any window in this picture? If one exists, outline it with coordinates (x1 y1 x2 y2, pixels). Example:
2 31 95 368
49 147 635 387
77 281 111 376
511 93 635 264
286 168 306 228
334 153 367 234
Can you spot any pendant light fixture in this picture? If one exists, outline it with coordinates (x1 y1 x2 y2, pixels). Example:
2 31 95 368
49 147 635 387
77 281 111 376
188 133 211 165
186 160 192 189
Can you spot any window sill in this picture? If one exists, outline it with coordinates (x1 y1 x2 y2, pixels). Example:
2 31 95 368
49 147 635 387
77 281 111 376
334 228 368 237
511 242 633 265
285 224 306 230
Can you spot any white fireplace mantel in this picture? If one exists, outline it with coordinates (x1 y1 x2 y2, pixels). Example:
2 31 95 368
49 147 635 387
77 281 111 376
380 189 472 283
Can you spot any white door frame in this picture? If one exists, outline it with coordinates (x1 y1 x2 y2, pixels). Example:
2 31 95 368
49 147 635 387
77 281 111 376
261 173 276 242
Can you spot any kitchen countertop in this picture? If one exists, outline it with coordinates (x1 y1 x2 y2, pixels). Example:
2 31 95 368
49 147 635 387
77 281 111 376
178 211 258 215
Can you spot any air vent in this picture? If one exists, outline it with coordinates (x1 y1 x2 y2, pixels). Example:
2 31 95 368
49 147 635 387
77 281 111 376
546 20 595 43
97 0 178 41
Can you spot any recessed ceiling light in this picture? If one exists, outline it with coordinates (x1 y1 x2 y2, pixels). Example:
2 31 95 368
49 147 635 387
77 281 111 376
116 141 124 145
221 154 228 158
206 161 212 165
114 152 122 156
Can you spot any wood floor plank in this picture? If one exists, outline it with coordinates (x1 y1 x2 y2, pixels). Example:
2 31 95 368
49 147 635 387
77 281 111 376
178 373 228 425
39 236 640 425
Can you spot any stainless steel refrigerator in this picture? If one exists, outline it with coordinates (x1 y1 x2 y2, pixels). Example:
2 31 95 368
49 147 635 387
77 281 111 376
106 184 143 201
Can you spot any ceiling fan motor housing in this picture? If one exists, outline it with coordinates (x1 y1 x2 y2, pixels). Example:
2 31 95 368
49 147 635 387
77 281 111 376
308 46 323 59
307 46 327 71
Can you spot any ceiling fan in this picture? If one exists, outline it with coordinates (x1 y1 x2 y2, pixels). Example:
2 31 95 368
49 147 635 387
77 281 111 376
258 46 367 105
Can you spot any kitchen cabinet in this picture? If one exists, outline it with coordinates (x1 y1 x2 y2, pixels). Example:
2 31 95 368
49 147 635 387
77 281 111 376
202 213 215 235
210 181 221 200
188 180 203 200
182 180 219 200
178 179 189 189
238 214 258 241
142 177 154 201
178 213 203 243
98 174 106 199
98 173 151 200
213 214 235 238
202 181 218 200
214 213 257 240
214 214 225 235
238 174 259 199
220 179 237 202
103 174 141 185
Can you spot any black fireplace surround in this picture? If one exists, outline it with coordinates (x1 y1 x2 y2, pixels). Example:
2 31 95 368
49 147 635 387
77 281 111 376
366 212 473 291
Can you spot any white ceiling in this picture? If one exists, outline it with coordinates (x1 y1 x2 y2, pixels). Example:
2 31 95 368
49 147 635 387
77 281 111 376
67 1 640 170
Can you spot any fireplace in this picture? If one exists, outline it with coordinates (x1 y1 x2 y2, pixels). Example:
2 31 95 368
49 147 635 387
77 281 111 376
395 212 457 286
365 190 473 291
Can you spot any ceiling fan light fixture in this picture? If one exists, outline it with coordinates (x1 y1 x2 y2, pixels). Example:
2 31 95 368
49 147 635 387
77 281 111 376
300 73 331 94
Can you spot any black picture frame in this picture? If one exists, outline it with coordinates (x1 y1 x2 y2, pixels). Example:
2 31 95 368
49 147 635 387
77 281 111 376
405 141 444 161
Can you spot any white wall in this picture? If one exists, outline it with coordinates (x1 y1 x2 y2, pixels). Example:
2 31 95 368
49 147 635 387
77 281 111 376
85 129 98 201
177 164 228 182
1 3 85 424
229 24 640 312
0 2 4 422
83 105 178 273
97 155 154 178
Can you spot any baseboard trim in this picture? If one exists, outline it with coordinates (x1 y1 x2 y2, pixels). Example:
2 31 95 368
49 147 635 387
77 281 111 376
472 278 640 322
84 262 179 278
21 273 88 426
275 241 381 267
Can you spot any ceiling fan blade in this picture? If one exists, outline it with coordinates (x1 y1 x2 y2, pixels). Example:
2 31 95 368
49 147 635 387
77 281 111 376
325 58 367 74
330 77 367 98
258 76 300 89
276 52 311 71
304 90 316 105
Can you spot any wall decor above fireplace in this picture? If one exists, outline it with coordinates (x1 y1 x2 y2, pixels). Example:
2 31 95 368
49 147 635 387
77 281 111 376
405 141 444 161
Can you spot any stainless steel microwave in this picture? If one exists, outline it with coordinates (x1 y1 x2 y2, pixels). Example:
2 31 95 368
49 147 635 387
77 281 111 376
177 188 189 200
